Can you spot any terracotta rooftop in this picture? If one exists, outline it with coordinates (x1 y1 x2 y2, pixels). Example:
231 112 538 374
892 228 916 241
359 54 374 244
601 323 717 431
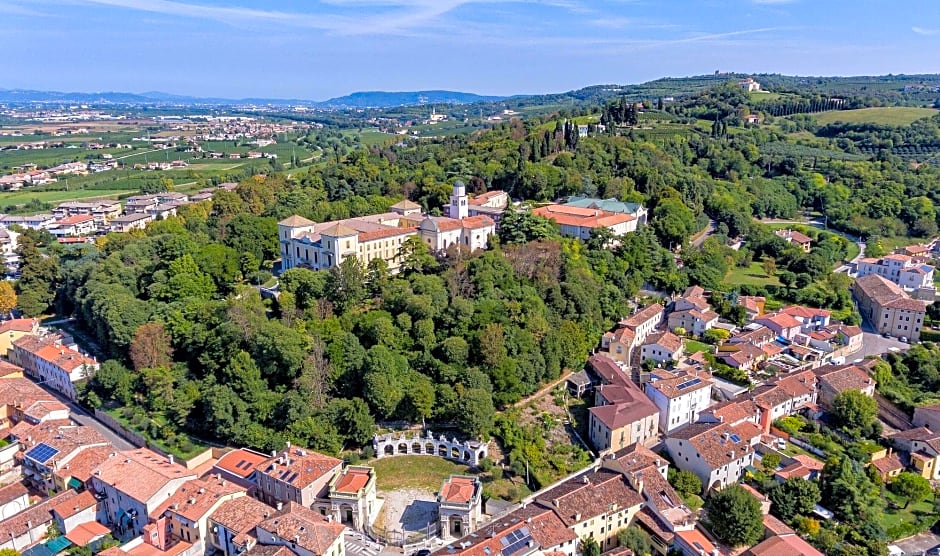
278 215 314 227
255 448 343 489
621 304 664 329
814 364 874 395
780 305 831 319
93 449 197 504
65 521 111 547
647 370 711 399
436 504 575 556
0 489 77 541
51 489 97 520
258 502 345 555
54 445 115 484
214 448 269 480
333 466 373 495
871 453 904 475
0 319 38 335
532 204 635 229
0 482 28 506
854 274 927 312
588 355 630 388
209 496 273 546
669 422 756 469
390 199 421 210
589 395 659 430
440 475 478 504
762 514 795 536
757 312 802 331
745 533 823 556
675 529 715 555
644 331 683 353
358 226 416 242
535 468 644 527
318 223 358 237
244 547 295 556
155 476 245 521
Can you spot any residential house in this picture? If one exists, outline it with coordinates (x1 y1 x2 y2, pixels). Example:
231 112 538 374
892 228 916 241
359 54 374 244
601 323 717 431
0 214 56 230
0 483 28 520
255 502 346 556
211 448 268 494
428 503 577 556
738 296 766 320
254 447 343 512
887 427 940 480
437 475 483 539
774 229 812 252
0 376 70 431
641 332 684 365
532 467 645 552
852 274 928 341
605 443 694 553
154 476 246 547
91 449 199 538
755 313 803 341
18 422 110 491
739 77 762 91
664 421 762 491
600 304 664 366
673 528 716 556
667 308 718 337
813 364 875 408
774 454 824 482
327 466 376 530
207 496 272 556
716 343 766 372
531 204 637 241
869 451 904 481
588 379 660 452
779 306 831 332
51 490 98 535
109 213 154 233
0 319 39 358
744 370 817 434
855 254 936 298
52 444 115 492
644 369 712 433
11 334 99 401
0 490 78 552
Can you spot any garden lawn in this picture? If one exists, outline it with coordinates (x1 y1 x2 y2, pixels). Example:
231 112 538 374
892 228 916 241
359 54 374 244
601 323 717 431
369 455 473 492
0 188 135 206
724 262 781 287
685 339 713 355
881 490 937 539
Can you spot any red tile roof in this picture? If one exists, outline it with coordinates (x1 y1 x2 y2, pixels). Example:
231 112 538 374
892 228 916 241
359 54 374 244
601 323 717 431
65 521 111 546
93 449 197 504
333 466 373 495
209 496 273 546
745 534 823 556
51 490 97 520
255 448 342 490
214 448 269 480
258 502 345 555
0 319 38 334
155 476 245 521
440 476 477 504
532 204 635 229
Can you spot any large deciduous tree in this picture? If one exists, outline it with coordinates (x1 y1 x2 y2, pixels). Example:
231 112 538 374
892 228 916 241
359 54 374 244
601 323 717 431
129 322 174 371
704 485 764 547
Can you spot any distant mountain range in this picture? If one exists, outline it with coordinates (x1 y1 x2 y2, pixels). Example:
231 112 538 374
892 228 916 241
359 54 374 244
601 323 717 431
0 88 508 108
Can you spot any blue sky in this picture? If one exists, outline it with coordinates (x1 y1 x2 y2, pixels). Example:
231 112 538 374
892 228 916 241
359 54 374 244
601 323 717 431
0 0 938 100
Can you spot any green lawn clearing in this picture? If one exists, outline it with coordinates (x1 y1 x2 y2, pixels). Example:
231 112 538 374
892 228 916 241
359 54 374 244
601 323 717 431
369 455 473 492
813 107 937 126
724 262 781 287
0 188 135 207
685 339 713 355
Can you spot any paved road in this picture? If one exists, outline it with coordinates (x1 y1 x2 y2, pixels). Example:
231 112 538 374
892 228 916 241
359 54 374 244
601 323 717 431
344 530 384 556
29 378 136 451
755 217 865 272
690 219 716 248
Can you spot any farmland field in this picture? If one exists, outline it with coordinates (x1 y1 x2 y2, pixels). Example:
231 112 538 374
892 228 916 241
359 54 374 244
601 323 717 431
0 188 135 207
812 107 937 126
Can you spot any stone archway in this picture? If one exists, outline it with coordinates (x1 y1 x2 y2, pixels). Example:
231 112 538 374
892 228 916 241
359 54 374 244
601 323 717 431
372 431 489 465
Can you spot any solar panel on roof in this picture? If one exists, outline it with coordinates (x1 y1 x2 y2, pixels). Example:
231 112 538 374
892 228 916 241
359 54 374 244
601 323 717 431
729 434 741 443
676 377 702 390
236 459 248 469
25 443 59 464
287 472 299 484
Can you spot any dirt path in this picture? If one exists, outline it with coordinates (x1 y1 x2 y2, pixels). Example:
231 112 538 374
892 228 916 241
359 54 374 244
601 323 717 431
510 370 572 409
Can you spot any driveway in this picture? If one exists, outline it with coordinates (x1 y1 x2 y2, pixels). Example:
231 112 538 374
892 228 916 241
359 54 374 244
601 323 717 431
891 531 940 555
852 332 910 360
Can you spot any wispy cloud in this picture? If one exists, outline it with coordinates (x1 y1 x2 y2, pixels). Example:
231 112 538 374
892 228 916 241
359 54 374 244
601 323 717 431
752 0 797 4
912 26 939 36
43 0 501 36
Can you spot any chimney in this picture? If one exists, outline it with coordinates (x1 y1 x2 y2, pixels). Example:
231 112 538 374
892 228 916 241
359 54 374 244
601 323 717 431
582 475 589 484
168 455 174 465
276 502 283 511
